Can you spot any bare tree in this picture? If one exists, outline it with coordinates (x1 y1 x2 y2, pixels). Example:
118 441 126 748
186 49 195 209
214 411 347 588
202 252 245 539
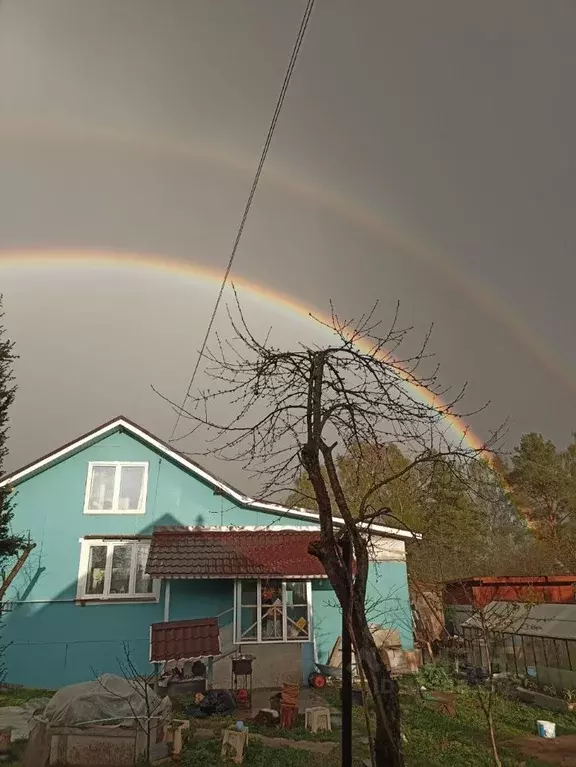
92 643 171 766
463 600 541 767
167 298 498 766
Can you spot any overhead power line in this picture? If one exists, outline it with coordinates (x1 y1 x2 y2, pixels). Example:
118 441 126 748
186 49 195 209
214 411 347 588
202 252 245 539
169 0 316 442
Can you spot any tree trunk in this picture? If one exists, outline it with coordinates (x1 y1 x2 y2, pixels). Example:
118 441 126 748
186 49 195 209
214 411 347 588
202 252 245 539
354 612 404 767
310 536 404 767
487 709 502 767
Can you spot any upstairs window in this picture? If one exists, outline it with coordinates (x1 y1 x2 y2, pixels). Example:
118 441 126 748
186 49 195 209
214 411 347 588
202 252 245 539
77 538 158 601
84 462 148 514
235 579 312 643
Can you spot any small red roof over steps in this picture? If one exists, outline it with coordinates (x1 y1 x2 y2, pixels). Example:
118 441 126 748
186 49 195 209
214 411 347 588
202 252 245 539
150 618 220 662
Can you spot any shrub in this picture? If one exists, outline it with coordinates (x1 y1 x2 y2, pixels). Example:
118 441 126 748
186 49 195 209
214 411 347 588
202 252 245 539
415 663 454 691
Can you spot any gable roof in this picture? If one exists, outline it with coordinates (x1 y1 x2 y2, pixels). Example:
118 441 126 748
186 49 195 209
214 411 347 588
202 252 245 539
0 416 417 541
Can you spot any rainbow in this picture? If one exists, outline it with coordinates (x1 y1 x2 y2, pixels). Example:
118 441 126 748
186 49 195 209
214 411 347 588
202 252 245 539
0 248 487 453
2 119 574 394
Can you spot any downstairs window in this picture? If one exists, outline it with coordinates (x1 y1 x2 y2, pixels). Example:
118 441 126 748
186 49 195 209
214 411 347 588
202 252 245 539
235 579 312 643
77 538 158 601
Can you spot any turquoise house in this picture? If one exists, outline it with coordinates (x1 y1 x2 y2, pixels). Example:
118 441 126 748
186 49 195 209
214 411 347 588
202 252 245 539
0 417 414 690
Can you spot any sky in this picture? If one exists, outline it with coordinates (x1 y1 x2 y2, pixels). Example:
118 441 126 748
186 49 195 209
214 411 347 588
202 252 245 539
0 0 574 484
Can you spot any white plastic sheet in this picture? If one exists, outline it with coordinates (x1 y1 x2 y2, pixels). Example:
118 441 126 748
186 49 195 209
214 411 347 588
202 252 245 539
40 673 170 728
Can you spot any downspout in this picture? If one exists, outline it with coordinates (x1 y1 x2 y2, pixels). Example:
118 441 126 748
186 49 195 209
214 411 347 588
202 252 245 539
163 580 171 623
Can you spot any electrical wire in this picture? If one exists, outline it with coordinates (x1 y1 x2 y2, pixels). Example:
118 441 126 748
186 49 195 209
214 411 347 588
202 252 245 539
169 0 316 442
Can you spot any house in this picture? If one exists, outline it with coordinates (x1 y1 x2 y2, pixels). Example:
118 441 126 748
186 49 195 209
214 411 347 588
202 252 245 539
0 416 415 690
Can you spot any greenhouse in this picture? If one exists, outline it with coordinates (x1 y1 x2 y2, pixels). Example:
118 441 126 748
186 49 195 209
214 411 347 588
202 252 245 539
461 601 576 691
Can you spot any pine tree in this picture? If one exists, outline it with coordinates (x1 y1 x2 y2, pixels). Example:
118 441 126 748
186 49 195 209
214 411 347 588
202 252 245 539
0 297 23 561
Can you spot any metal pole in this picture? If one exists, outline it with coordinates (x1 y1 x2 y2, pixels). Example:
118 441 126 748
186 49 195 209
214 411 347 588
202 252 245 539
341 535 353 767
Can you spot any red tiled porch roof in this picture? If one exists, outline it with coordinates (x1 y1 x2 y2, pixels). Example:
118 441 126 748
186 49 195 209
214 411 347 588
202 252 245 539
146 527 326 579
150 618 220 662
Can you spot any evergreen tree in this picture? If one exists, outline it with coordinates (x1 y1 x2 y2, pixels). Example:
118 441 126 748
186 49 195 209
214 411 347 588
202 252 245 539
0 297 23 561
287 445 535 583
507 432 576 571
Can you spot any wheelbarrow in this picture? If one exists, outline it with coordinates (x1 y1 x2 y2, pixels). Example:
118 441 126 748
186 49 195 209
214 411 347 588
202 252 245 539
308 662 343 689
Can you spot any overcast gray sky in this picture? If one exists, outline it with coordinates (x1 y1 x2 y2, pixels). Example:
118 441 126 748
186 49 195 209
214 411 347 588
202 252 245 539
0 0 574 482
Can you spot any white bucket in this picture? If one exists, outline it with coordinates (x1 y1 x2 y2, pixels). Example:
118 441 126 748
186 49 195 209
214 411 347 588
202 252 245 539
537 720 556 738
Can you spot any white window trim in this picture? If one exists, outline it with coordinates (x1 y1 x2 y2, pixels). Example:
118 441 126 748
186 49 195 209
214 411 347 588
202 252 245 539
76 538 160 603
83 462 149 515
234 579 313 644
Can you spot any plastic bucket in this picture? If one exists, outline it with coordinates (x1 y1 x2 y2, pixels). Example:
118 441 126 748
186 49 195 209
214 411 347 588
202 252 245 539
537 720 556 738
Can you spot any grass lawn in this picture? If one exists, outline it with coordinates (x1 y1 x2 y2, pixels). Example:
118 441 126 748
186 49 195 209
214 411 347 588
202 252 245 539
183 683 576 767
401 686 576 767
176 684 576 767
2 682 576 766
0 687 54 707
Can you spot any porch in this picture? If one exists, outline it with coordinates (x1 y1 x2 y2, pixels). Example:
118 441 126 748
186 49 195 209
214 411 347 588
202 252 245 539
146 526 328 689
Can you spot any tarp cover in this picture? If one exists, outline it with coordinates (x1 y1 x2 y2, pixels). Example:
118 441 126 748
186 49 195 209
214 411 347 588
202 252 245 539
40 674 170 728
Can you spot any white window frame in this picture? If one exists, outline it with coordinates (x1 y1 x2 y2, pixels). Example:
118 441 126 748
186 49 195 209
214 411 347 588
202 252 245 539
76 538 160 602
83 462 149 515
234 579 313 644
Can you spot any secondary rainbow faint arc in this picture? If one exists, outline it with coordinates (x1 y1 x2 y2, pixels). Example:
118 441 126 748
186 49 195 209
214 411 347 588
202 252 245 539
2 120 573 393
0 248 487 453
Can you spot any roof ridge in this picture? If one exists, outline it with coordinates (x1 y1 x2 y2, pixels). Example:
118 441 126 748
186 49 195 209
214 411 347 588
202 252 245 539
0 416 417 542
154 526 321 535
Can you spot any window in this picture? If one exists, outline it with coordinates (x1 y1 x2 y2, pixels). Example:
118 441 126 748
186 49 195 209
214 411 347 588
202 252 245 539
77 539 158 601
235 579 312 643
84 462 148 514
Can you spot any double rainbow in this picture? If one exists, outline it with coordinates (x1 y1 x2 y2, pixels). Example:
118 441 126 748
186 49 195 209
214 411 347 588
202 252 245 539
0 248 486 453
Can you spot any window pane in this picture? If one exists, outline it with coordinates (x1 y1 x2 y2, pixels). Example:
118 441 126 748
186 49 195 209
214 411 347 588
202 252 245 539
118 466 145 511
286 582 307 605
568 642 576 673
261 580 282 606
240 607 258 641
87 466 116 510
134 545 153 594
555 640 570 671
241 580 258 605
544 638 558 668
110 546 131 594
534 637 547 666
287 606 309 640
261 604 283 640
86 546 107 595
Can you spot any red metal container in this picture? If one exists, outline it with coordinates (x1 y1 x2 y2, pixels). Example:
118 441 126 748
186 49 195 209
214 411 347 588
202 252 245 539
444 575 576 608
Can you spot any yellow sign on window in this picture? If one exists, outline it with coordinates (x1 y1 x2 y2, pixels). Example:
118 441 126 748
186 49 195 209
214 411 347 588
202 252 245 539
296 617 308 630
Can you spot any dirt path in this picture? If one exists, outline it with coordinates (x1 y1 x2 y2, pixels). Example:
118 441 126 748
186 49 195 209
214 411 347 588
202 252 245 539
194 727 338 755
508 734 576 766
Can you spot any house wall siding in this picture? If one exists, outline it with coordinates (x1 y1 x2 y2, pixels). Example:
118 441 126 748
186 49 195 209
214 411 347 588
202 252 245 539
312 561 414 667
3 429 414 689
